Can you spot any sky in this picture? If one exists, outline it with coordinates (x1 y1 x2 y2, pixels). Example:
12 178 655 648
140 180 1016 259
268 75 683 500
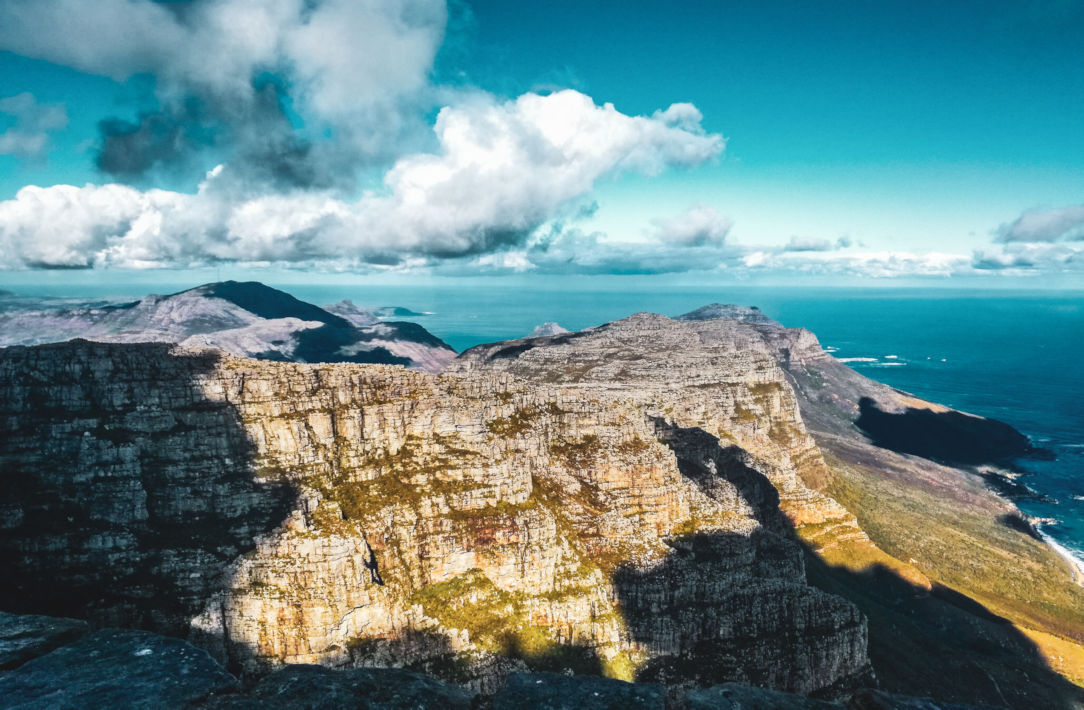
0 0 1082 287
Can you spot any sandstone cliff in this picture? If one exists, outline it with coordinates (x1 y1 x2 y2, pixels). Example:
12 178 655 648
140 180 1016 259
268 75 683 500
1 306 1082 709
0 329 868 696
452 310 1084 708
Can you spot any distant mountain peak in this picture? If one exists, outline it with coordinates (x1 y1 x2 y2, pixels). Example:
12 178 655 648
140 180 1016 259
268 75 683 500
529 322 570 338
186 281 348 327
676 303 779 326
323 300 379 328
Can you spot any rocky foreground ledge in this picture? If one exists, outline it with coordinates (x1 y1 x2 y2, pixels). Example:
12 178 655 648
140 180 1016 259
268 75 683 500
0 611 990 709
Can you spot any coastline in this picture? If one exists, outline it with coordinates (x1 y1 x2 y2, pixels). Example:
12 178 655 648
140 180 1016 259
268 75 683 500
1039 524 1084 586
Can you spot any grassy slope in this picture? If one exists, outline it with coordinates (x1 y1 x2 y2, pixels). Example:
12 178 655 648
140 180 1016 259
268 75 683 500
784 360 1084 707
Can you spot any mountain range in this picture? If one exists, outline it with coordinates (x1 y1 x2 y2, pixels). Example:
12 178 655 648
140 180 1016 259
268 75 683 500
0 281 456 373
0 285 1080 709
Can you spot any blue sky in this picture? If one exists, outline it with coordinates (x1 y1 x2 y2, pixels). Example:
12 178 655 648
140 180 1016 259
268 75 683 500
0 0 1082 285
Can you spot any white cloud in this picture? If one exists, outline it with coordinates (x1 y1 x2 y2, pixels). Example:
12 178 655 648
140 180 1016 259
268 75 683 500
0 0 443 116
781 235 852 252
0 93 68 158
996 204 1084 243
972 242 1082 272
649 205 731 246
0 0 447 179
740 249 971 278
0 91 723 268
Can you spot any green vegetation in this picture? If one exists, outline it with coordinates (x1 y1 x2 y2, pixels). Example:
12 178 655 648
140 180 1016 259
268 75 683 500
748 382 781 397
821 451 1084 645
734 405 758 423
409 569 607 675
615 436 650 455
548 434 600 469
487 407 538 437
802 367 826 389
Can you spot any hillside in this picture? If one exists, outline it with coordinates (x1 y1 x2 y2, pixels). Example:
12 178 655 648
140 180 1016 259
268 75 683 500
0 281 456 373
0 307 1080 707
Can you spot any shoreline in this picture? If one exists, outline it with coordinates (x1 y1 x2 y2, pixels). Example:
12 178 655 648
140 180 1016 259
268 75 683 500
1038 524 1084 586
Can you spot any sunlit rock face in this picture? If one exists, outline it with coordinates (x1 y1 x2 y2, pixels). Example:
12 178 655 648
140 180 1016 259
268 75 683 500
0 313 873 695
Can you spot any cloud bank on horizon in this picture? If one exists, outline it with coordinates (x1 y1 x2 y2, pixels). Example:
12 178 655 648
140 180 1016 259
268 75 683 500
0 0 1080 280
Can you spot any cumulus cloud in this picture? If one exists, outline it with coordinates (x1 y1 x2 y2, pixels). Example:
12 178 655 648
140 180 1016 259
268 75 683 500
0 1 726 270
649 204 731 246
513 224 737 275
0 93 68 158
740 249 971 278
0 0 447 185
0 90 723 268
996 204 1084 243
972 242 1082 272
781 235 851 252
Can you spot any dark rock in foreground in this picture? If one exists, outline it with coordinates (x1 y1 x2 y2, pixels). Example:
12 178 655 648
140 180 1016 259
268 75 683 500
0 628 238 709
202 664 475 709
0 615 1007 710
687 682 843 708
493 671 665 709
0 611 88 671
846 688 1002 710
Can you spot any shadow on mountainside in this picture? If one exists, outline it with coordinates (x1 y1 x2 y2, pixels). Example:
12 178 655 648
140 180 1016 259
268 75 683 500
347 628 607 695
0 341 297 669
854 396 1038 466
804 553 1084 710
615 419 1084 709
613 420 868 695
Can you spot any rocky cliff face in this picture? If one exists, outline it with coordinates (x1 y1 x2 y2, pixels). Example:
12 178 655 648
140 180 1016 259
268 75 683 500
2 307 1080 708
0 322 869 695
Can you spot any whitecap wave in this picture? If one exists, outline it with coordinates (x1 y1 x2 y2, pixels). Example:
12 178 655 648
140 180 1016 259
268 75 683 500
837 357 878 363
1038 524 1084 585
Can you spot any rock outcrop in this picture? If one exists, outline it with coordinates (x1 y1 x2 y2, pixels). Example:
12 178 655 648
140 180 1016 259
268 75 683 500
0 611 88 671
0 611 994 710
0 628 239 709
528 322 571 338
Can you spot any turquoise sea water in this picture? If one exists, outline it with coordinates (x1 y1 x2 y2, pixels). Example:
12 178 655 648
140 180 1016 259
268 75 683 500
6 280 1084 562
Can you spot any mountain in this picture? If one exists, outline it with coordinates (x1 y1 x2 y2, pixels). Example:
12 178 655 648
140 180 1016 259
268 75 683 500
676 303 780 325
528 322 570 337
0 281 456 372
0 306 1080 708
323 299 380 327
452 309 1084 706
372 306 430 318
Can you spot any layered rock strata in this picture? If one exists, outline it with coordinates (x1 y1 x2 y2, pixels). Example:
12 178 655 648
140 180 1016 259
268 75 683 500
0 331 869 695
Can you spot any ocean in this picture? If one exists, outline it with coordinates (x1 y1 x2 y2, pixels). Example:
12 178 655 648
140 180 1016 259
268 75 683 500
6 280 1084 564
